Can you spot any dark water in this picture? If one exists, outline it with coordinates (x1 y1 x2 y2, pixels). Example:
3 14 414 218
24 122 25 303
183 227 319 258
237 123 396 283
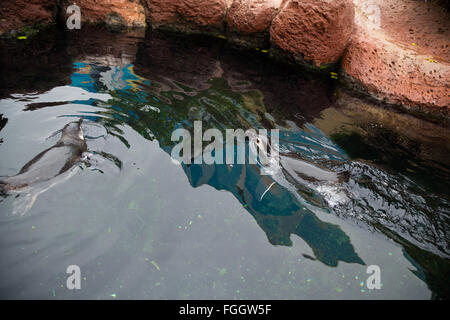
0 28 449 299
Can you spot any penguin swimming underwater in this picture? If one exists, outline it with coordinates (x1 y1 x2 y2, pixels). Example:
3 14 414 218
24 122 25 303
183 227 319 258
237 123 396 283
0 118 87 194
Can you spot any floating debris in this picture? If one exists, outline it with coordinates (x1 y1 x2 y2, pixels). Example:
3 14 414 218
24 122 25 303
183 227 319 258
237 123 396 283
128 201 138 210
140 105 160 113
151 260 160 271
218 268 227 276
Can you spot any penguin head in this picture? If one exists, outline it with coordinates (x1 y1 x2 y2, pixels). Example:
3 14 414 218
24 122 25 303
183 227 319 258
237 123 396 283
59 119 86 148
62 119 84 140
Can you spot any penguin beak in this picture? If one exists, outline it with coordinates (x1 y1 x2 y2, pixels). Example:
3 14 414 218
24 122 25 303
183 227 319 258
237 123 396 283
77 118 84 140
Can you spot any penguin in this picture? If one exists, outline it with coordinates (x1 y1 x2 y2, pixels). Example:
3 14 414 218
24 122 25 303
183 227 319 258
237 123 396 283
248 130 349 184
247 130 350 207
0 118 87 192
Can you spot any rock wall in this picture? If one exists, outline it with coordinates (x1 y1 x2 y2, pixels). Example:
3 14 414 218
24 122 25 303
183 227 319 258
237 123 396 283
0 0 58 35
145 0 230 34
270 0 355 66
226 0 282 47
60 0 146 30
341 0 450 118
0 0 146 35
0 0 448 120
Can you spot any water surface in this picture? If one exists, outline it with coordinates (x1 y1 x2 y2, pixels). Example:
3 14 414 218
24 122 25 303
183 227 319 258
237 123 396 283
0 28 448 299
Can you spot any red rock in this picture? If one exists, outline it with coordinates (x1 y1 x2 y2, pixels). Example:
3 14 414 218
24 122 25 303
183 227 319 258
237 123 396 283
225 0 282 47
342 0 450 113
356 0 449 61
146 0 231 33
0 0 58 35
270 0 355 66
61 0 146 29
227 0 282 35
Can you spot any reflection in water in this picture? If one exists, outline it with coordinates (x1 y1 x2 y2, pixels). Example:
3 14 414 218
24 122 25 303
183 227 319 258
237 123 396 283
0 28 448 299
69 57 364 267
85 56 366 263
